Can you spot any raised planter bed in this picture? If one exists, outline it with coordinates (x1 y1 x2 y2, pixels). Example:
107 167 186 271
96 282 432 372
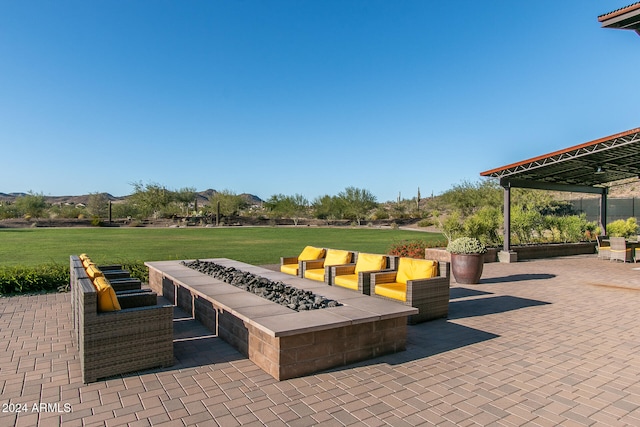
426 243 596 263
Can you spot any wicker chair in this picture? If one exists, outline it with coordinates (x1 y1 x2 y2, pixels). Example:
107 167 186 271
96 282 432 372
597 235 610 260
610 237 633 262
301 249 355 285
280 246 325 277
371 259 450 324
330 253 397 295
70 255 174 383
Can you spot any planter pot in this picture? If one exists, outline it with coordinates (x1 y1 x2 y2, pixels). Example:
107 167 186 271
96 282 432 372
450 253 484 284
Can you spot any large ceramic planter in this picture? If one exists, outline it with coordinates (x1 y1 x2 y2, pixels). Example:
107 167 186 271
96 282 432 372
450 253 484 284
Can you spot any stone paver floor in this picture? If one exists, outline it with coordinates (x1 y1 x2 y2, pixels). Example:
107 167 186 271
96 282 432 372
2 255 640 426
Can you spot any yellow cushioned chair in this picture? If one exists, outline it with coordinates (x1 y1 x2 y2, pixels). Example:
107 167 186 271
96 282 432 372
375 258 438 302
280 246 325 277
331 253 393 295
303 249 353 284
371 258 450 324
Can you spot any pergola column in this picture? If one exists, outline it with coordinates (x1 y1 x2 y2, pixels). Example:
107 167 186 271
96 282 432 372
499 182 518 263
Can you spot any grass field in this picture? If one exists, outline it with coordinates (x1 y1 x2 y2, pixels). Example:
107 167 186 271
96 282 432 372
0 227 445 267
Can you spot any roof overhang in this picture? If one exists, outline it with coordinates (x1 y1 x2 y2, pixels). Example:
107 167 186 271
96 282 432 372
480 127 640 192
598 2 640 35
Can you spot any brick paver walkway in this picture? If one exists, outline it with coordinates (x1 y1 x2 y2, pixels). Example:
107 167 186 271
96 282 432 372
2 256 640 426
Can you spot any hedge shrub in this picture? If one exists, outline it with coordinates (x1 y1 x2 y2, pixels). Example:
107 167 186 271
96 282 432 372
0 260 149 296
0 264 69 295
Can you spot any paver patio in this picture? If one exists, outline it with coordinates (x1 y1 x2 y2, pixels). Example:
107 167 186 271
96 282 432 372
2 255 640 426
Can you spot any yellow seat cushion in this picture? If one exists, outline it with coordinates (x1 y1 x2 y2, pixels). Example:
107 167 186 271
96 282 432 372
375 282 406 302
82 259 93 268
396 258 438 284
298 246 325 261
86 265 103 280
280 263 299 276
79 253 89 261
324 249 351 266
355 253 386 274
304 268 325 282
333 274 359 290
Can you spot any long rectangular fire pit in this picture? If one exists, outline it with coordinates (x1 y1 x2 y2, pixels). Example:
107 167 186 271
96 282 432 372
146 258 418 380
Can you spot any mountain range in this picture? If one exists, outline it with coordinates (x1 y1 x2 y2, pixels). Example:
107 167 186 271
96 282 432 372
0 190 263 206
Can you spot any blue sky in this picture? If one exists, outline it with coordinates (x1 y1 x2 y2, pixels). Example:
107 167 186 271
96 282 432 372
1 1 639 202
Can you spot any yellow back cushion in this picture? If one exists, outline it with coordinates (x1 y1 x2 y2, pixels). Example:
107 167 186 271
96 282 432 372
79 253 89 261
324 249 351 266
298 246 325 261
86 265 103 280
93 276 111 291
82 259 93 268
355 253 386 274
396 258 438 284
97 284 121 312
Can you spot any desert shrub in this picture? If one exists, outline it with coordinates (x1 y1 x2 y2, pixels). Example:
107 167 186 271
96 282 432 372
606 217 638 238
388 239 447 259
121 261 149 283
463 206 502 246
417 218 433 227
0 203 20 219
547 214 595 243
0 264 69 295
371 208 389 220
511 205 545 244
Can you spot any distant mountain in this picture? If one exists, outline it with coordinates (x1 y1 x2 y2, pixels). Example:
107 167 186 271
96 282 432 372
0 190 263 206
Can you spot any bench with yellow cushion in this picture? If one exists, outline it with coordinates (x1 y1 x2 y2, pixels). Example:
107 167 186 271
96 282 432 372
302 249 354 285
371 258 450 324
331 253 395 295
280 246 325 277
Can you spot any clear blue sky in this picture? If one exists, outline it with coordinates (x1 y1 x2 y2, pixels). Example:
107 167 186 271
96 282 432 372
1 1 638 202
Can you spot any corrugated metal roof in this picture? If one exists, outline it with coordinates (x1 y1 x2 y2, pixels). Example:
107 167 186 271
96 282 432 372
480 128 640 187
598 2 640 21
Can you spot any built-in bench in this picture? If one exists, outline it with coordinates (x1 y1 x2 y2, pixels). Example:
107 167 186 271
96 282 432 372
70 255 174 383
146 258 418 380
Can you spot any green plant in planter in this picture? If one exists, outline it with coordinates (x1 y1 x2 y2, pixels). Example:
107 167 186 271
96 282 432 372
446 237 487 254
447 237 486 284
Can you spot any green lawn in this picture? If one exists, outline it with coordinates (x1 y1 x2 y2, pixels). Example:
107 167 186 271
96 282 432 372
0 227 445 267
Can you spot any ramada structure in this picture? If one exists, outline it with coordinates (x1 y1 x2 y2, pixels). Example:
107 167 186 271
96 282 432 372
479 4 640 263
480 127 640 263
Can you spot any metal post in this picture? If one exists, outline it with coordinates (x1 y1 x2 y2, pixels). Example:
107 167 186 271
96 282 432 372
499 182 517 263
600 189 608 234
503 184 510 253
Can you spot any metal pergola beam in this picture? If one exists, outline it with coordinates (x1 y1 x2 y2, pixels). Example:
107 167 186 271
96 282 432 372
499 178 607 195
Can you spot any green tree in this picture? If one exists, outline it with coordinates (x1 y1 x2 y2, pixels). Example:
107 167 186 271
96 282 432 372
338 187 377 226
439 180 502 216
174 187 197 215
14 191 47 219
87 193 110 218
264 193 309 225
312 195 346 220
128 182 173 219
207 190 248 217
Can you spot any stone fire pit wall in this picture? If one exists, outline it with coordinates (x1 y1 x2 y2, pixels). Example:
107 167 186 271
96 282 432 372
146 259 417 380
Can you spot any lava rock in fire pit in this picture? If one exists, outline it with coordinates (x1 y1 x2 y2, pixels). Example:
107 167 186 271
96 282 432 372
181 260 341 311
